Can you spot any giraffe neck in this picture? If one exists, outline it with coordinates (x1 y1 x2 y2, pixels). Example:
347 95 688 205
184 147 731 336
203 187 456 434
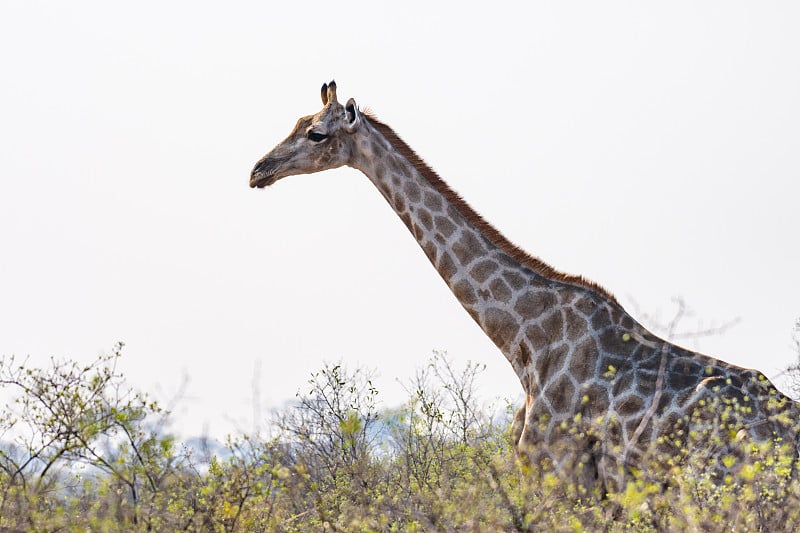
349 116 612 381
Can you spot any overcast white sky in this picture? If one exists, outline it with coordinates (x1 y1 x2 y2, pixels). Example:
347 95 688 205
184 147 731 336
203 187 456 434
1 2 798 439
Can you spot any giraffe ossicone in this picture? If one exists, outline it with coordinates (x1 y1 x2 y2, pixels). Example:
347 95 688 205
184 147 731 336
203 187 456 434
250 81 799 493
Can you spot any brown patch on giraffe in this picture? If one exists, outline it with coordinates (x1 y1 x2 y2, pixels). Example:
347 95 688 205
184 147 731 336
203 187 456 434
541 310 564 338
452 231 486 266
374 163 387 184
434 216 457 238
503 269 527 290
489 277 512 303
394 194 406 213
437 252 457 280
635 371 659 397
668 368 700 392
726 373 743 389
399 211 412 228
423 191 443 211
404 180 422 203
634 347 662 374
387 152 405 175
546 374 576 413
422 240 438 263
582 383 611 416
591 307 612 330
452 279 477 305
514 291 557 320
610 370 634 396
574 296 597 315
417 209 434 231
482 307 517 350
658 411 682 438
517 341 532 368
598 328 636 357
470 260 498 283
525 324 549 350
670 359 703 377
446 204 463 225
619 313 634 330
536 343 568 385
675 389 695 409
364 116 618 303
569 338 599 383
564 308 588 341
616 394 645 418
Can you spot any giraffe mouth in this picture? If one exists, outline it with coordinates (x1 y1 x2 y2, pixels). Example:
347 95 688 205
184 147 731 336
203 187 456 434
249 172 278 188
250 155 287 188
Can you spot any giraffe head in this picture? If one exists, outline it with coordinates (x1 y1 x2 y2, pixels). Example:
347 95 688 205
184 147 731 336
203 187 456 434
250 81 363 188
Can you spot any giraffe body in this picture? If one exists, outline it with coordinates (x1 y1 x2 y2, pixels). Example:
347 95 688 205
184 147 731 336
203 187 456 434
250 82 799 492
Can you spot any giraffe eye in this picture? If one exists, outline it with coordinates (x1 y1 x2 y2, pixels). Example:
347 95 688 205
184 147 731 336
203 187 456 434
307 131 328 143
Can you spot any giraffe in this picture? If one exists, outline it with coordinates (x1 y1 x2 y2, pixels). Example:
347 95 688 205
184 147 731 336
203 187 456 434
249 81 799 493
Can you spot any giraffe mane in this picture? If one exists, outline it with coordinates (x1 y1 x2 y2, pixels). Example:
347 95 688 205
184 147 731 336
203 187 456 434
363 112 618 304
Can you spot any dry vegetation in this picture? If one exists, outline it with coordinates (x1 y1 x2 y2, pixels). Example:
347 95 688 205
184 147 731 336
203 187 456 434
2 340 800 532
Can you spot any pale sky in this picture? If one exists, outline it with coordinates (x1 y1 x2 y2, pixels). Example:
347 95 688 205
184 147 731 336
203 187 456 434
1 2 798 439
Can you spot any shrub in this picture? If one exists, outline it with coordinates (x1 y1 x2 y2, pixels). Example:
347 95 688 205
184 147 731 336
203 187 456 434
1 346 800 531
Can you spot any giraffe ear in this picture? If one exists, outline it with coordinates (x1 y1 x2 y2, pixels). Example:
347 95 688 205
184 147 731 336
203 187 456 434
320 82 329 105
343 98 361 133
321 80 338 106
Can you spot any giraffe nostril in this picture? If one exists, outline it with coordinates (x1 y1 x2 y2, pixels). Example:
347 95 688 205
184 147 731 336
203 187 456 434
252 159 267 175
250 161 269 187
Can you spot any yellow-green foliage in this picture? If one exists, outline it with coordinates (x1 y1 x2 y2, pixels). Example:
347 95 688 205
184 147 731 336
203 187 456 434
1 348 800 532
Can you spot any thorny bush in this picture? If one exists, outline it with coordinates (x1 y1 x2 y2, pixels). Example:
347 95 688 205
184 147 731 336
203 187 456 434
1 344 800 531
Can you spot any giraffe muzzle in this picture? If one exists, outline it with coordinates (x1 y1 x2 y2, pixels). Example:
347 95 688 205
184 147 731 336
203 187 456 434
249 171 276 188
250 158 282 188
